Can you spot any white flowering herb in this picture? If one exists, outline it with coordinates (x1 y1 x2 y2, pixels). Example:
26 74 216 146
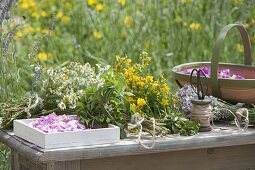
42 62 112 110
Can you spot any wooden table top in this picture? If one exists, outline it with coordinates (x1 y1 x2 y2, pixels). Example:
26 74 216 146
1 123 255 163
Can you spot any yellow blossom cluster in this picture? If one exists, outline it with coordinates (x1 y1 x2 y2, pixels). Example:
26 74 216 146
115 52 173 116
87 0 105 12
123 16 133 27
118 0 126 6
18 0 71 24
189 22 201 30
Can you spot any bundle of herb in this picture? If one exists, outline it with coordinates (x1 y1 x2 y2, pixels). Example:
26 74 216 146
114 52 199 136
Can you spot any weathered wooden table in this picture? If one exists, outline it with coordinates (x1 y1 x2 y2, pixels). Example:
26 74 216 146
1 124 255 170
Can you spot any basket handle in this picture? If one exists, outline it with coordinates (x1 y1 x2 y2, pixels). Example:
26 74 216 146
211 23 252 97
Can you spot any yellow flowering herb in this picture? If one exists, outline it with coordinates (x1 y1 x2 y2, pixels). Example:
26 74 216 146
136 81 145 87
32 12 39 18
15 31 23 39
24 24 33 34
93 31 103 39
127 97 134 102
29 1 36 8
189 23 201 30
126 59 131 65
161 98 169 106
38 52 48 61
124 16 133 27
62 16 70 23
20 2 29 9
87 0 97 6
137 98 146 107
160 84 170 93
56 12 64 18
41 11 47 17
132 75 139 82
96 4 104 11
118 0 126 6
145 76 153 83
65 2 72 9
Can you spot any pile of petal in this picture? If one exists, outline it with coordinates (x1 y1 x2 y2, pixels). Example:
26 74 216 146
180 67 245 79
31 113 86 133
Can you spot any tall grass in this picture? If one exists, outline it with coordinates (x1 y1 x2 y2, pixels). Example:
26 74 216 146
14 0 255 91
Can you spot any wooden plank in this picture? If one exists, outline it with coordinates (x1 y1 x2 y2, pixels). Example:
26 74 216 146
2 124 255 163
52 161 81 170
80 144 255 170
39 126 255 162
11 151 20 170
0 130 43 162
18 153 47 170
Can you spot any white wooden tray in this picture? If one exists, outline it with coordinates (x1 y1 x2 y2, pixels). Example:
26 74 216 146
14 118 120 149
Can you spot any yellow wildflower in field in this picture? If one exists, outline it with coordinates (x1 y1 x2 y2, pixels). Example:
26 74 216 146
41 11 47 17
32 12 39 18
62 16 70 23
118 0 125 6
124 16 133 27
20 2 29 9
38 52 48 61
29 1 35 9
137 98 146 107
87 0 97 6
189 23 201 30
56 12 64 18
15 31 23 39
65 2 72 9
96 4 104 11
93 31 103 40
236 43 244 53
93 31 103 39
160 83 170 93
24 24 33 34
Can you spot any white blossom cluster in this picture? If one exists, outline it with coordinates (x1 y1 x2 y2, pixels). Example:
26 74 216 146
43 62 111 110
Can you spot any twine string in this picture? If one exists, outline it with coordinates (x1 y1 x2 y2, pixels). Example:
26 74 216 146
128 117 156 149
217 108 249 131
192 102 249 131
24 95 42 118
191 103 213 127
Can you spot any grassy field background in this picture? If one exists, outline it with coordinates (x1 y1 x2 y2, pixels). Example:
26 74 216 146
0 0 255 169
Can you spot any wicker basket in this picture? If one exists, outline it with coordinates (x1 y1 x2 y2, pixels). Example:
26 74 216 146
172 24 255 104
